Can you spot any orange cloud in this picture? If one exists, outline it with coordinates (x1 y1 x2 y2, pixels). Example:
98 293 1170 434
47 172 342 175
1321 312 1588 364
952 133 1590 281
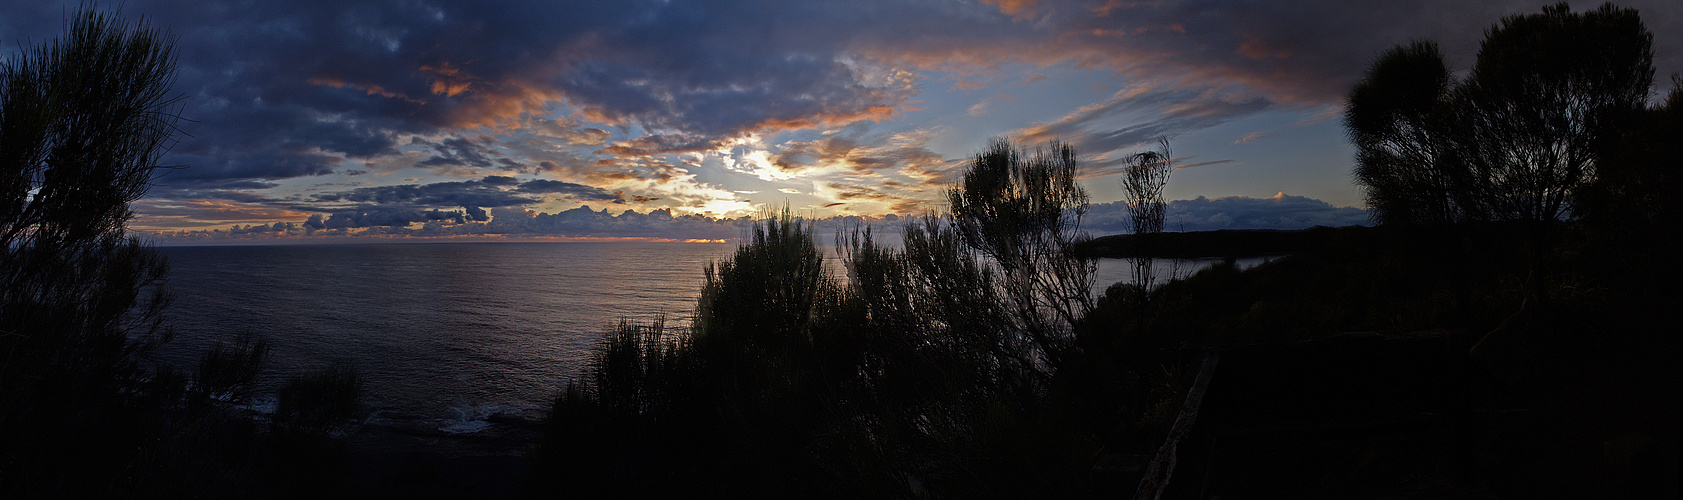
130 200 316 231
180 200 312 221
307 77 426 104
442 82 564 131
419 63 473 97
1090 0 1145 17
750 102 905 135
1234 131 1270 144
981 0 1041 19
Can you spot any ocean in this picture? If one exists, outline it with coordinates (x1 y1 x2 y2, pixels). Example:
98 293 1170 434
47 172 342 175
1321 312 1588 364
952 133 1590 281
155 241 1265 433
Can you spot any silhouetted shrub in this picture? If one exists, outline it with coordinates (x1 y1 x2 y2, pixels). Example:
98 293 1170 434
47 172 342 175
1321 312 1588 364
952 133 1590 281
948 139 1095 372
274 361 363 434
195 334 270 405
0 7 184 496
539 143 1109 497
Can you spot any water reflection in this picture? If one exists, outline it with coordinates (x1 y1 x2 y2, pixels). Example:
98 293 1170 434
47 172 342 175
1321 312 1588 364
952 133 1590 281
157 242 1275 428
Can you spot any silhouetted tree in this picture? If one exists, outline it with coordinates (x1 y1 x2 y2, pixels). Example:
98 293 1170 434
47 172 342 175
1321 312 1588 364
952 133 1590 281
948 139 1095 373
1459 2 1653 222
1347 2 1655 224
0 8 183 494
692 207 838 385
272 361 363 435
540 145 1106 496
1122 138 1172 291
1347 41 1465 225
1579 74 1682 229
194 334 270 405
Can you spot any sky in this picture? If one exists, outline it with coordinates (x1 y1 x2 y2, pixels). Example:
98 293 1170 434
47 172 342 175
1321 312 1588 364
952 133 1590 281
3 0 1678 242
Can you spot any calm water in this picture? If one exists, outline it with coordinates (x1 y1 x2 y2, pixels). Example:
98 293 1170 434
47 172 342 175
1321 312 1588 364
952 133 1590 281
156 242 1266 432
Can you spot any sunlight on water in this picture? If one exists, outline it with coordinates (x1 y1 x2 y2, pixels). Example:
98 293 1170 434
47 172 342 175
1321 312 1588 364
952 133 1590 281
158 242 735 426
157 242 1275 430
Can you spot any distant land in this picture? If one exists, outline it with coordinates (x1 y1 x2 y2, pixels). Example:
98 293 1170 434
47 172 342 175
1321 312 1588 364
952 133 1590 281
1078 225 1373 259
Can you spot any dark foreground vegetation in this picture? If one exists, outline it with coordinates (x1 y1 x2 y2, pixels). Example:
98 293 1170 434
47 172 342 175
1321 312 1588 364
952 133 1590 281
531 216 1679 498
3 2 1678 499
1 9 367 497
533 3 1679 497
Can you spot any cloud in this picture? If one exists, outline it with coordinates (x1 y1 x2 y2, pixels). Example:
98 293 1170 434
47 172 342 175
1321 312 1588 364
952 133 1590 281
143 191 1366 244
601 134 722 157
1234 131 1271 144
1086 193 1368 233
310 175 627 213
1015 84 1272 166
412 135 503 170
129 199 314 229
772 133 947 178
1173 158 1239 171
322 208 469 229
6 0 1676 213
144 204 934 243
4 0 935 185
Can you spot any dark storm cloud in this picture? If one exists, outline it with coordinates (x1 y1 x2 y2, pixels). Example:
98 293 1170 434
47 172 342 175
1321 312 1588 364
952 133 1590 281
481 175 520 187
516 179 627 203
412 136 502 170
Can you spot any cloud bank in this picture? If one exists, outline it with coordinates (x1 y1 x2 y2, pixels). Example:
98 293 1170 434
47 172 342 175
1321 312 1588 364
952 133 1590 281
145 194 1364 244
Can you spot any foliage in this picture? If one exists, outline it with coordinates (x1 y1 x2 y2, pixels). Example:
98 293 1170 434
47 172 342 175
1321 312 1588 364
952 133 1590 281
195 334 271 404
273 360 364 435
1578 75 1683 232
1347 2 1657 224
0 4 181 399
1121 137 1173 292
948 138 1095 372
586 317 689 417
0 8 185 495
0 9 367 497
1347 41 1462 225
692 207 837 375
839 220 1095 497
538 141 1105 497
1082 221 1679 496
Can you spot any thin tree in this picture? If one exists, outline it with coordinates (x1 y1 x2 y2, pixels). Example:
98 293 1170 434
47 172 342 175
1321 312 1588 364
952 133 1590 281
1122 137 1172 293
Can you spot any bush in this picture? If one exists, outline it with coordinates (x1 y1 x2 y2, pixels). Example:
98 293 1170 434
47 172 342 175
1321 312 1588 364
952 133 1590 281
537 141 1110 497
274 361 363 434
195 334 270 405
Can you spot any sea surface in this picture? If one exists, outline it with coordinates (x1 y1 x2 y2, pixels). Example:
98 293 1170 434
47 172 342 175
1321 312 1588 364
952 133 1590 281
156 241 1268 433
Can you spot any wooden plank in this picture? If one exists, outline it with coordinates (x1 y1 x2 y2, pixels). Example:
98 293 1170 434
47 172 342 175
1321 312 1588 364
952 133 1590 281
1132 351 1219 500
